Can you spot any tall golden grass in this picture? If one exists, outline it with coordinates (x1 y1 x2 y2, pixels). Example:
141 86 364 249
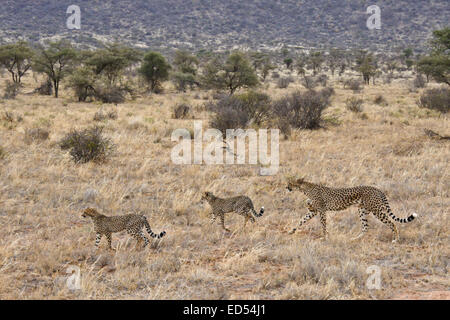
0 73 448 299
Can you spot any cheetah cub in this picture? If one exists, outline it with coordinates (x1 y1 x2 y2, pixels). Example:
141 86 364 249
82 208 166 250
286 178 417 242
201 192 264 232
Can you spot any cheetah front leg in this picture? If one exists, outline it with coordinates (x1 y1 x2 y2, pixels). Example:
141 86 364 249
95 233 103 248
289 210 318 234
210 213 217 225
219 214 231 232
319 212 328 239
351 208 369 241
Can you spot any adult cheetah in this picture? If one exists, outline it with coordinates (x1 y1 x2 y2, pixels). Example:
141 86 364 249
201 192 264 232
81 207 166 250
286 178 417 242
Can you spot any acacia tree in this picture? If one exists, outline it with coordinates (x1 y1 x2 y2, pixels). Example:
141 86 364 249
260 57 275 82
0 41 34 83
338 50 352 76
283 57 293 70
401 48 414 70
139 51 171 92
385 58 398 76
359 54 377 85
67 66 97 102
327 49 343 76
353 50 378 85
201 57 226 91
295 54 307 77
201 52 258 95
250 52 274 82
85 43 141 85
173 49 199 75
33 40 77 98
249 51 267 71
417 27 450 86
171 49 199 92
308 51 324 75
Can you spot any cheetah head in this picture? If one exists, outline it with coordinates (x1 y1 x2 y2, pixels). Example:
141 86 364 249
201 192 214 203
82 207 100 218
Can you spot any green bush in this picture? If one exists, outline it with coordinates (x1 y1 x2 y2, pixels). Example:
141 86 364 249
320 87 335 101
272 90 330 131
206 95 250 134
172 103 191 119
94 84 132 104
24 128 50 144
343 79 362 91
418 87 450 113
3 81 21 99
301 76 317 89
171 72 198 92
34 78 53 96
277 77 293 89
59 126 115 163
345 97 364 113
67 67 96 102
93 109 118 121
235 90 271 125
374 94 388 106
413 74 427 89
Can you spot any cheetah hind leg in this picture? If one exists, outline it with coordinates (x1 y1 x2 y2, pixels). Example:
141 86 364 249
137 231 150 248
242 209 255 230
351 208 369 241
242 214 255 230
128 229 149 249
243 216 249 229
373 211 399 243
105 232 115 251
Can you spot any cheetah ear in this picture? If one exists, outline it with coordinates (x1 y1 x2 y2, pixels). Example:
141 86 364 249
85 207 97 215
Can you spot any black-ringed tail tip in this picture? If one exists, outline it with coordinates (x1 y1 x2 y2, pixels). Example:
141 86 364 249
159 231 166 238
396 212 418 223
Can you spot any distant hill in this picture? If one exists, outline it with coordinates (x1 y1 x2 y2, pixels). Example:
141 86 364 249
1 0 448 53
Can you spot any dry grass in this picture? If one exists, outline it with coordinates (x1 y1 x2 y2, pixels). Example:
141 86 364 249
0 73 448 300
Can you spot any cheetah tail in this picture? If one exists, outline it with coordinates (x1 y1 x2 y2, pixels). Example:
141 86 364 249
385 204 418 223
252 206 264 218
144 219 166 239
